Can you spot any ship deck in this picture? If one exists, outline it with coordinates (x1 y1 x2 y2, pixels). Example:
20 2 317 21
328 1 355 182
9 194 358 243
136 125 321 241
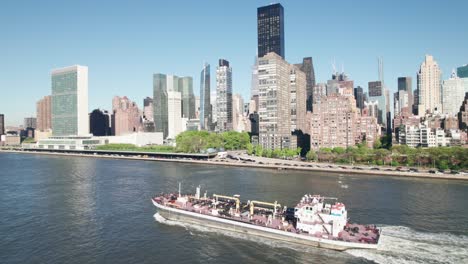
152 194 380 245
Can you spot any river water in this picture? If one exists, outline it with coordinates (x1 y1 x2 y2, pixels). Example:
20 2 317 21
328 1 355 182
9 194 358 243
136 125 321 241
1 153 467 264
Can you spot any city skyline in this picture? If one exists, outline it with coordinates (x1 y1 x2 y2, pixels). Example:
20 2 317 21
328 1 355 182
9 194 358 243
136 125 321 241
1 0 468 125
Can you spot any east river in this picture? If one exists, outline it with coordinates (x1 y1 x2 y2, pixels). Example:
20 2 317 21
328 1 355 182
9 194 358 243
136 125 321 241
1 153 467 263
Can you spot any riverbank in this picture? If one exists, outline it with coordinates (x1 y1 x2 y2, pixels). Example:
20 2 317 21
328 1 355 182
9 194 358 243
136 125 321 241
2 149 468 181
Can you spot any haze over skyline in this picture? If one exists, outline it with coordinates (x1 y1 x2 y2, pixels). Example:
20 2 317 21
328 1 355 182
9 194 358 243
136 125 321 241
1 0 467 126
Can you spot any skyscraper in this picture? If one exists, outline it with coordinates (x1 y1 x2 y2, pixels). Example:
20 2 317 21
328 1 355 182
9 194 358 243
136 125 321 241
457 64 468 78
143 97 154 122
459 92 468 130
368 81 387 126
442 70 465 116
257 3 285 58
51 65 89 136
290 65 307 132
0 114 4 135
36 95 52 131
398 77 413 110
258 52 291 150
179 77 195 119
167 90 182 139
354 86 365 112
417 55 442 115
200 63 211 130
216 59 233 132
112 96 141 136
232 94 244 132
294 57 316 111
153 73 168 138
89 109 112 136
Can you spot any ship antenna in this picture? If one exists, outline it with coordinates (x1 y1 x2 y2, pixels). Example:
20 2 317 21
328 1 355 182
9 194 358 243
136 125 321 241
178 182 181 197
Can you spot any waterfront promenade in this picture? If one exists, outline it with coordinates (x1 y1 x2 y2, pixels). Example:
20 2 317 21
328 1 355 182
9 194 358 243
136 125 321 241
1 148 467 181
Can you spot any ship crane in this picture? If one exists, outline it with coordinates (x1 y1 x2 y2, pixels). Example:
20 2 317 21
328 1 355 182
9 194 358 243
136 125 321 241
249 200 281 216
213 194 240 212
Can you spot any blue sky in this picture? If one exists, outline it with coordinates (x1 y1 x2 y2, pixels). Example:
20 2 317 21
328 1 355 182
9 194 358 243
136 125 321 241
1 0 467 126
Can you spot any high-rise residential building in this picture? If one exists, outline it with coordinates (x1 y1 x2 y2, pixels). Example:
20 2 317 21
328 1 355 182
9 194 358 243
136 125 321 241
167 90 182 139
51 65 89 136
294 57 316 111
417 55 442 115
251 57 259 100
0 114 4 135
313 83 327 104
258 52 291 150
24 117 37 129
442 70 465 116
257 3 285 58
112 96 141 136
459 92 468 130
232 94 244 132
210 90 217 126
200 63 211 130
398 77 413 110
327 72 353 96
143 97 154 122
354 86 365 112
89 109 112 136
457 64 468 78
290 65 307 132
36 95 52 131
367 81 387 126
216 59 233 132
195 96 200 119
179 76 195 119
394 90 410 117
308 94 380 150
153 73 168 138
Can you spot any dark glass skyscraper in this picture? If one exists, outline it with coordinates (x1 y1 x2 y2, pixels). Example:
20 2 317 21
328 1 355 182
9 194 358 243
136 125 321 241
457 65 468 78
354 86 364 112
153 73 168 138
295 57 315 111
0 114 4 135
200 63 211 130
257 3 285 59
89 109 111 136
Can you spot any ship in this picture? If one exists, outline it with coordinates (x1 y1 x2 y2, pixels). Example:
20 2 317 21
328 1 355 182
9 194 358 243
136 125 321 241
152 185 380 251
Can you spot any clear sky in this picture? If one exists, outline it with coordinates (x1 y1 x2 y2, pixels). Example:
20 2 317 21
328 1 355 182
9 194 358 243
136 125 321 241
1 0 467 126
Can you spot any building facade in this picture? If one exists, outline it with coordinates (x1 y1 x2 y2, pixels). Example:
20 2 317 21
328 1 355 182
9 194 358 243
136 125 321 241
0 114 4 135
459 92 468 130
36 95 52 131
24 117 37 129
179 76 196 119
199 63 211 130
417 55 442 115
368 81 387 126
112 96 141 136
167 90 182 139
89 109 112 136
442 70 465 116
290 65 307 132
258 52 292 150
257 3 285 58
153 73 168 138
294 57 315 111
216 59 233 132
143 97 154 122
457 64 468 78
354 86 365 112
51 65 89 136
398 77 413 111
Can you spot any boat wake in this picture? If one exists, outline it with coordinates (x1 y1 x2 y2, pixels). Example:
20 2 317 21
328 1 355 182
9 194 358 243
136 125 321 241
154 214 468 263
347 226 468 264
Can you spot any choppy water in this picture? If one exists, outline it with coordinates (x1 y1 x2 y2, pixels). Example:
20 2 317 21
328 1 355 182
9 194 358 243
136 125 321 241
1 153 467 263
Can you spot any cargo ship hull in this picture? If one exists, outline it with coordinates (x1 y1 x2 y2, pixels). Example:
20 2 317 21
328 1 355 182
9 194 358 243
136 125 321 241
153 199 378 251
